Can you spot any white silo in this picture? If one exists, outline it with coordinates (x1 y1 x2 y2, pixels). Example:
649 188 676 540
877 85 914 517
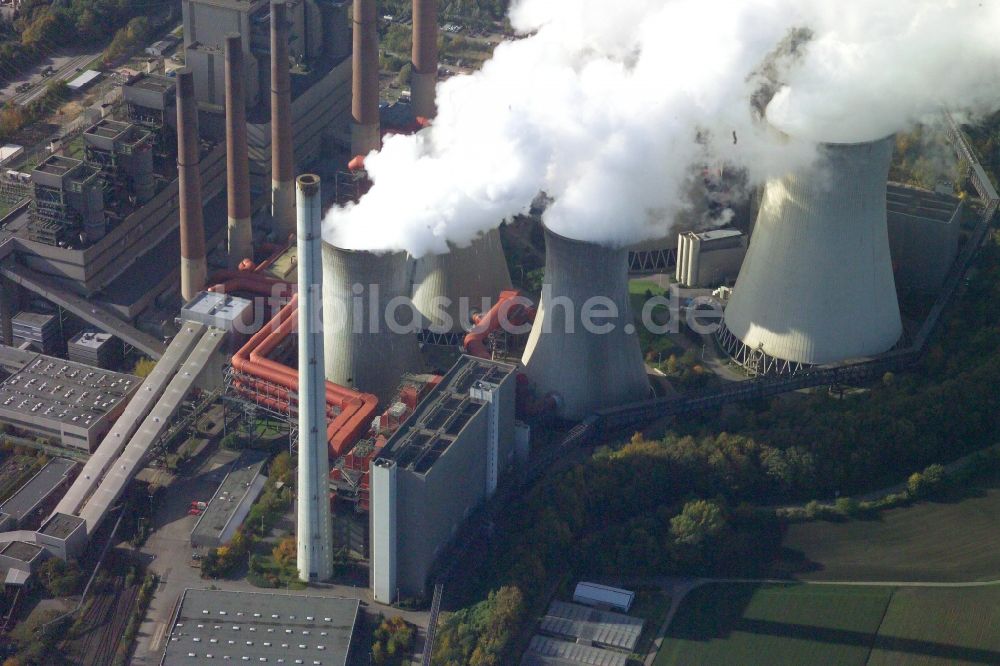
409 229 513 342
718 137 901 374
322 243 422 404
521 226 650 420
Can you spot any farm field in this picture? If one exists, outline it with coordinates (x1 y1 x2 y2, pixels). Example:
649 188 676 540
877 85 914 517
655 583 1000 666
655 583 892 666
867 587 1000 665
779 473 1000 583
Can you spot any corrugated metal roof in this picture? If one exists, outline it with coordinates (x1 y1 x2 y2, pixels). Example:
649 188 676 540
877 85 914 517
540 600 643 651
520 635 628 666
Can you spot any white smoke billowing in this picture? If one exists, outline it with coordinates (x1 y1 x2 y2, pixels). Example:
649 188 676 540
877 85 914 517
324 0 1000 255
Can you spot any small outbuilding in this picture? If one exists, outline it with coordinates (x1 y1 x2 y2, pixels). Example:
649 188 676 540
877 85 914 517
572 582 635 613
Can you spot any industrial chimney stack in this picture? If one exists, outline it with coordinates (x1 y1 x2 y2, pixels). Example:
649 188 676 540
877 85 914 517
521 227 649 419
411 0 437 119
351 0 380 156
176 68 207 302
296 174 334 582
271 1 296 239
225 34 253 268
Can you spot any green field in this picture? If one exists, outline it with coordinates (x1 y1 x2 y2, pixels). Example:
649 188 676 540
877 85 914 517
655 583 1000 666
780 473 1000 583
868 587 1000 666
655 584 892 666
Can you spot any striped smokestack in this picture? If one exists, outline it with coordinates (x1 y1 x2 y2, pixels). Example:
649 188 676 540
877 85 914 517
225 33 253 268
271 1 296 239
351 0 380 156
411 0 437 119
176 68 207 302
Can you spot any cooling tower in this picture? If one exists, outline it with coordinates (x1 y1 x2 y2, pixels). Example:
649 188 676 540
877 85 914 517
521 227 649 420
296 174 333 581
322 244 421 405
719 137 901 373
409 228 512 339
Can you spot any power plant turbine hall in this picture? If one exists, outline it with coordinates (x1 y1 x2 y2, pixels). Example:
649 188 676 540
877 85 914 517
322 244 421 405
718 136 902 374
521 227 649 420
296 174 333 582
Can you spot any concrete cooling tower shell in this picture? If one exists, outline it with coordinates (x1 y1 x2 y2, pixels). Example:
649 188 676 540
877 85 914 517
410 228 512 337
719 137 901 372
322 243 421 405
521 227 650 420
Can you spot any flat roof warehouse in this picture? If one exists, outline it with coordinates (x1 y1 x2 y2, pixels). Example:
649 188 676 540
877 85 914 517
161 589 360 665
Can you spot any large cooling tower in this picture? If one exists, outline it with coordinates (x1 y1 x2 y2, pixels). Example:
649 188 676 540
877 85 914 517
410 229 512 339
719 137 901 373
521 227 649 420
323 244 421 404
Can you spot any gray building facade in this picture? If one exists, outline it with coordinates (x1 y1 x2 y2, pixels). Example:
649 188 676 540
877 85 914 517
370 356 517 603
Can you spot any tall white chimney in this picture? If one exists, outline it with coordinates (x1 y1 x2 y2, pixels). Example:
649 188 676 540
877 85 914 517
296 173 333 582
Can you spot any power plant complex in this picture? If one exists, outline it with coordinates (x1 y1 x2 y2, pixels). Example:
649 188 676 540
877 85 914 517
0 0 985 632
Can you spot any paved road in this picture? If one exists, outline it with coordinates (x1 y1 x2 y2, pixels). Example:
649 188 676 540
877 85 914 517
3 49 104 107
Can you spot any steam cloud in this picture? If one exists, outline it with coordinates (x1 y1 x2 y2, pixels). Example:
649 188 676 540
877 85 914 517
324 0 1000 255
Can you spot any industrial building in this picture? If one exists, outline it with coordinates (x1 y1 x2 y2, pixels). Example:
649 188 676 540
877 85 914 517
370 355 517 603
521 227 650 420
520 635 629 666
719 137 902 374
0 458 77 532
161 589 360 665
674 228 747 288
0 353 138 450
183 0 353 200
190 452 268 549
0 541 45 583
67 330 124 370
539 600 644 652
886 182 962 294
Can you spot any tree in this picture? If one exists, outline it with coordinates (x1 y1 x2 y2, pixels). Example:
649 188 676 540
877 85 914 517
273 535 296 570
670 499 726 548
133 357 156 378
37 557 82 597
269 451 292 484
397 62 412 87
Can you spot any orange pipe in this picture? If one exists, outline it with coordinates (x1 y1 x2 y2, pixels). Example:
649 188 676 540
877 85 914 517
464 289 536 358
230 295 378 457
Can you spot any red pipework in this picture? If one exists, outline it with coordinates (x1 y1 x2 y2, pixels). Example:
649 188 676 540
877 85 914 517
230 295 379 457
463 289 536 358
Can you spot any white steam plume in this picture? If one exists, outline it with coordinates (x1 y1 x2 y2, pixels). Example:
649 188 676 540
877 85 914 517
324 0 1000 255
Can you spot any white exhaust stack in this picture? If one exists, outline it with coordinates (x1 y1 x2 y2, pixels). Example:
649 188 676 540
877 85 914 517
718 137 901 374
296 174 333 582
521 226 649 419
